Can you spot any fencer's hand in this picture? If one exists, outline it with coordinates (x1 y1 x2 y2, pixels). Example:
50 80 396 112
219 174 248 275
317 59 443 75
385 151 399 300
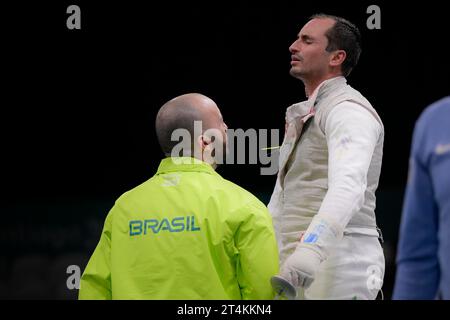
279 215 342 290
279 245 323 289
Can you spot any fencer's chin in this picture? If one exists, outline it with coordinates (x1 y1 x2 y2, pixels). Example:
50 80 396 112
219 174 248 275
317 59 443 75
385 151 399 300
289 68 299 76
289 68 305 80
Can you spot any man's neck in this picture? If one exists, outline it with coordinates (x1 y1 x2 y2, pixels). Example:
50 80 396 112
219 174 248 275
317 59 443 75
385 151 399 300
303 74 343 98
165 153 216 169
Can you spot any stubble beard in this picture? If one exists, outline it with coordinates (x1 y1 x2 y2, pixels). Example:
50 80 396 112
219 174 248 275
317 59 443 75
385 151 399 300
289 66 306 82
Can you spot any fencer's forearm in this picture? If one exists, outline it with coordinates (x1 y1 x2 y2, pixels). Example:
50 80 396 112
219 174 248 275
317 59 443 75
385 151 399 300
280 214 344 289
317 102 381 230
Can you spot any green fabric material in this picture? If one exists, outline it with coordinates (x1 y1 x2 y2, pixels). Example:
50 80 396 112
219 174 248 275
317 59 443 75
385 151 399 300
79 157 279 299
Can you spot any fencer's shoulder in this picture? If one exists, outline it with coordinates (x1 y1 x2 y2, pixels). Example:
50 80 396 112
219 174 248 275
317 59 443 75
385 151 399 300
325 101 382 136
331 100 378 121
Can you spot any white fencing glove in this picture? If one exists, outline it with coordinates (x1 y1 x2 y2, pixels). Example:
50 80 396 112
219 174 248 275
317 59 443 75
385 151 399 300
279 215 343 289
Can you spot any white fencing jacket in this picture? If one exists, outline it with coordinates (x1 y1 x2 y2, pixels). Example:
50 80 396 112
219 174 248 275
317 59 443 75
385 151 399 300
268 76 384 264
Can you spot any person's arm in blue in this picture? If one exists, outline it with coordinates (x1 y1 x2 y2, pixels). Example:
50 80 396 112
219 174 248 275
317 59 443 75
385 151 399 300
393 115 440 299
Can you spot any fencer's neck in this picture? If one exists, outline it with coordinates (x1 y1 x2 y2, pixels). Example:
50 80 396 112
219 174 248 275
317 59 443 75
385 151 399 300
304 74 342 98
304 79 323 98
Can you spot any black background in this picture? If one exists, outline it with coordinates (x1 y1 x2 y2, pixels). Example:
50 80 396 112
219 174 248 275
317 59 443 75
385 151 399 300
1 0 449 299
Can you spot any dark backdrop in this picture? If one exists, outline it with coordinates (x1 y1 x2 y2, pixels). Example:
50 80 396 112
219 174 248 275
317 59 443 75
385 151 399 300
1 0 449 299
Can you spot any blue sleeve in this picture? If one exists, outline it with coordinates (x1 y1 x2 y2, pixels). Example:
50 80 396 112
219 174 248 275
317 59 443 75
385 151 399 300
393 117 440 299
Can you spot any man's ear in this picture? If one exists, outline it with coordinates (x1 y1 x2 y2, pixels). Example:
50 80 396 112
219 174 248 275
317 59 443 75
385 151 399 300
330 50 346 67
193 134 206 160
197 134 210 150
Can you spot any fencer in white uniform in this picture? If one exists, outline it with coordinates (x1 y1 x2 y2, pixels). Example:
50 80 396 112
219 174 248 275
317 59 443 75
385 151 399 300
269 15 385 300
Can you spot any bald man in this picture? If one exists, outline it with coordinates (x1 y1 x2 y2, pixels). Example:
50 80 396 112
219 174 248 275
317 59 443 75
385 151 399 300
155 93 228 167
79 93 279 300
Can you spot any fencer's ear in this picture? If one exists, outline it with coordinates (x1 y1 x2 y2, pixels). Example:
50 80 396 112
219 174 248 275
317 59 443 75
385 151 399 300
330 50 346 67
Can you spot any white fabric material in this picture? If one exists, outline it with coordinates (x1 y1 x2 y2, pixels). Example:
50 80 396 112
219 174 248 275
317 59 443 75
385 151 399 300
268 76 385 299
299 214 344 257
280 215 344 289
268 76 384 265
280 245 321 289
300 234 385 300
318 100 381 231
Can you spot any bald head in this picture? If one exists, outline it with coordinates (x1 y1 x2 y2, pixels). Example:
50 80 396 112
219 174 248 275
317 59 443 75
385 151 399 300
155 93 226 155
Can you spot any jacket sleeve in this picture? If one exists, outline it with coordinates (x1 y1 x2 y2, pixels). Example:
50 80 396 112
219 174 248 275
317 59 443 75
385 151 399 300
78 209 114 300
393 115 440 299
234 200 279 299
318 101 381 230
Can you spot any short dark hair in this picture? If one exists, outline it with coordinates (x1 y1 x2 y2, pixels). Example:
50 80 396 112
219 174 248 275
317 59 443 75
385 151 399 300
310 14 362 77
